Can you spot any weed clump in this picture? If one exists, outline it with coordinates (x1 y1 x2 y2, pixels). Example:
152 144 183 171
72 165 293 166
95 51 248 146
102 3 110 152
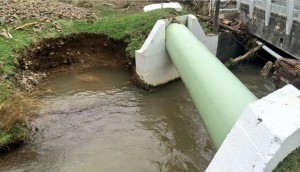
0 92 36 132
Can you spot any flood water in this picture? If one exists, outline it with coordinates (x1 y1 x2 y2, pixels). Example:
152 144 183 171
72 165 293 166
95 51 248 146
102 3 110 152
0 63 274 172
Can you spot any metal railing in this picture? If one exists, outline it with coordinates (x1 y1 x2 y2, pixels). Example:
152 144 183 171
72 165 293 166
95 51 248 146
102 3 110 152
236 0 297 35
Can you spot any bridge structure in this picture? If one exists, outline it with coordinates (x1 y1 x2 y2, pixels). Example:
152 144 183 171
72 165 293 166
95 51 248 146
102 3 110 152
235 0 300 59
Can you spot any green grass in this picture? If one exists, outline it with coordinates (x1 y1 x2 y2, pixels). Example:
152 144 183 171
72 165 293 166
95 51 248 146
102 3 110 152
57 10 181 57
0 28 42 102
0 124 29 149
0 30 32 75
0 79 12 103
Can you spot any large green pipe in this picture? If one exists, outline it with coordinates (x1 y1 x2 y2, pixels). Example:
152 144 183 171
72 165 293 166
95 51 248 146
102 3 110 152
166 23 257 149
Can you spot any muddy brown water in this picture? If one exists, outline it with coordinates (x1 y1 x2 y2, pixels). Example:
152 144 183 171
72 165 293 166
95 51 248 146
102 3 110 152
0 63 274 172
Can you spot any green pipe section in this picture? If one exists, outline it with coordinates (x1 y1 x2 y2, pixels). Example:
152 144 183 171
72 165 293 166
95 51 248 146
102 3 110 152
166 23 258 149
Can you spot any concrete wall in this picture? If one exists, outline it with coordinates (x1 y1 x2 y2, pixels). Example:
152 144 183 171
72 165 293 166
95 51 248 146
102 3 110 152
216 32 245 62
239 3 300 59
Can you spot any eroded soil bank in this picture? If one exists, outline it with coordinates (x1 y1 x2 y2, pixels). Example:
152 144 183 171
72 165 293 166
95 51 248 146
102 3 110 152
16 33 130 91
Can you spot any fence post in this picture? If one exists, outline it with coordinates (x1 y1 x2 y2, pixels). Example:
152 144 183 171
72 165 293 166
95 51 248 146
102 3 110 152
286 0 294 35
265 0 271 26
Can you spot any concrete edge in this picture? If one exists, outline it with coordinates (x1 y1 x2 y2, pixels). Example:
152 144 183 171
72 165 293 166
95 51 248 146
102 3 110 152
206 84 300 172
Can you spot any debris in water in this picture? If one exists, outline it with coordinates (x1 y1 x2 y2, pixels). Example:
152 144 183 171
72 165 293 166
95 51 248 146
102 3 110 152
225 44 263 67
260 61 273 80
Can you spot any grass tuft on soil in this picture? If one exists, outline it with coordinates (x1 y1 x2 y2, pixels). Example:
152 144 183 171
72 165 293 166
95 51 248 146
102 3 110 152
0 92 36 132
0 124 29 150
0 92 36 148
0 8 185 148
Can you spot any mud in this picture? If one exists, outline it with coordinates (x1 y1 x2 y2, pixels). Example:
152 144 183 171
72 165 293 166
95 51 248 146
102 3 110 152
16 33 130 91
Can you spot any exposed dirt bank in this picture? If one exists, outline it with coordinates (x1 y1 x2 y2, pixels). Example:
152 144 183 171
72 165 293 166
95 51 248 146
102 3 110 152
16 33 129 91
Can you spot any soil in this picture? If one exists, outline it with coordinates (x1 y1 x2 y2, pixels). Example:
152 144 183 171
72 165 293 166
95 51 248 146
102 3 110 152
16 33 129 91
0 0 96 25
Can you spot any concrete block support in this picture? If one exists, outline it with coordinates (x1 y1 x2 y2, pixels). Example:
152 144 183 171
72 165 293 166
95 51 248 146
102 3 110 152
206 85 300 172
143 2 182 12
187 15 218 55
135 20 179 86
135 15 218 86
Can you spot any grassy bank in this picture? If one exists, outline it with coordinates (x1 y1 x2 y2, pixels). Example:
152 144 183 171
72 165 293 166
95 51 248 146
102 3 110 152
0 7 185 148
